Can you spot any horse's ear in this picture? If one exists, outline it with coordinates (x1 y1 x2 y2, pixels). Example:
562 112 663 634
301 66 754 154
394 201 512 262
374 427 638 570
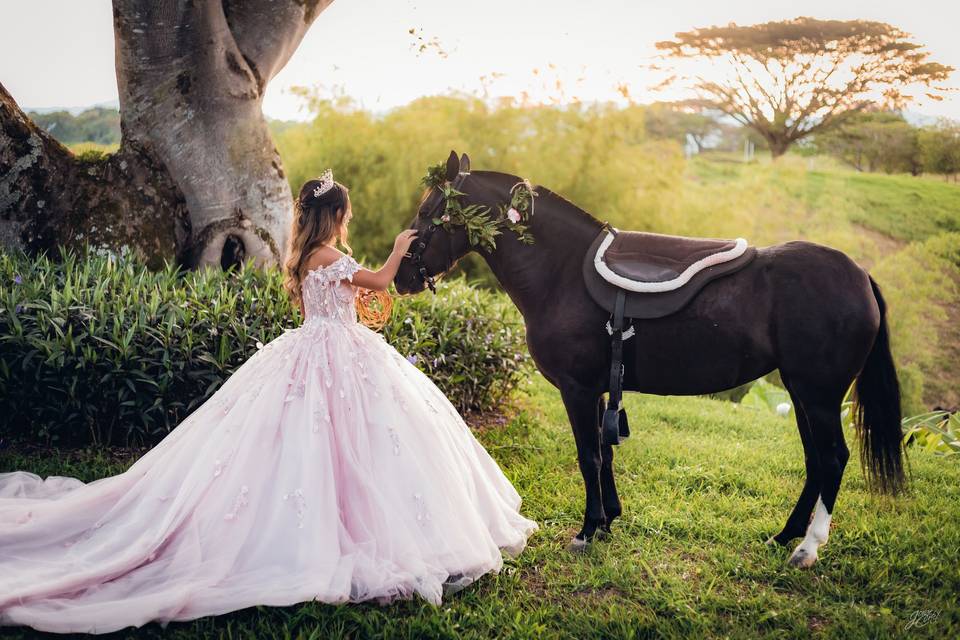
445 151 459 182
459 153 471 174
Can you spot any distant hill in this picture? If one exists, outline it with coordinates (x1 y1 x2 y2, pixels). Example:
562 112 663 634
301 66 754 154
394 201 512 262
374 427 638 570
902 110 941 127
25 100 121 116
27 106 121 145
26 103 302 147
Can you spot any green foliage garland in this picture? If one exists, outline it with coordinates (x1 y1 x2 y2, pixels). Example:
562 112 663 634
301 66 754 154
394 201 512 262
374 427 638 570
421 163 537 252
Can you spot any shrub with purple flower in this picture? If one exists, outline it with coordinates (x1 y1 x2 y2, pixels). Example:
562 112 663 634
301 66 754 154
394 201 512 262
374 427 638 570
383 278 529 413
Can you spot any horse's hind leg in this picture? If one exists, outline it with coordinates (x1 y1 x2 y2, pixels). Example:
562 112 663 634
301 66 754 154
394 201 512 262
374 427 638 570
775 380 850 568
769 386 821 547
787 389 849 568
597 396 622 533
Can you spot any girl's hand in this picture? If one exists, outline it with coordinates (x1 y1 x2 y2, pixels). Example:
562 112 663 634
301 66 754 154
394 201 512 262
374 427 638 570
354 229 420 291
393 229 418 255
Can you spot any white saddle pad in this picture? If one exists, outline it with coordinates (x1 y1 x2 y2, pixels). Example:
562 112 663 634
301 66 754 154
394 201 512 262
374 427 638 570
594 230 749 293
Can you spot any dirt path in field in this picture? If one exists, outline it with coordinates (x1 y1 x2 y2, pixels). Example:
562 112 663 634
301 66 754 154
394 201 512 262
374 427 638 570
853 223 907 269
853 223 958 410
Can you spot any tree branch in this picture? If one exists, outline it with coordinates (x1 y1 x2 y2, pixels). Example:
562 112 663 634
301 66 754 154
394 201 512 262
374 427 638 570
222 0 334 90
654 17 954 157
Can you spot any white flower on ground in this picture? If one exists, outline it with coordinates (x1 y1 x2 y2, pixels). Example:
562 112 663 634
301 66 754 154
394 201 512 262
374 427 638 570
506 208 521 224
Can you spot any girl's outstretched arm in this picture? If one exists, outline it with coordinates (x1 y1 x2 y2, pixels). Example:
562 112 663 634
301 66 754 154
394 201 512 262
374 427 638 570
304 230 418 292
352 230 418 291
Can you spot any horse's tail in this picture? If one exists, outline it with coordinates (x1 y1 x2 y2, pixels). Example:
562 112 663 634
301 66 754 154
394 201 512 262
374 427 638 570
853 277 906 495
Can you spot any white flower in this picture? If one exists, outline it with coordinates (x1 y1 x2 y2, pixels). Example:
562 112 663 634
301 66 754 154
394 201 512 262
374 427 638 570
506 208 521 224
255 341 264 350
440 213 451 223
775 402 792 417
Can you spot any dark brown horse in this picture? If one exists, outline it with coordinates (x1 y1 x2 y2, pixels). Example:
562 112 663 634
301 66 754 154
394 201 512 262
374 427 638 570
395 152 905 567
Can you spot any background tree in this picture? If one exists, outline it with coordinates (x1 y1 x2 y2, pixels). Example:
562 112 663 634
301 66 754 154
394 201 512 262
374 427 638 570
1 0 332 269
655 17 953 158
919 119 960 181
815 111 921 174
644 101 724 153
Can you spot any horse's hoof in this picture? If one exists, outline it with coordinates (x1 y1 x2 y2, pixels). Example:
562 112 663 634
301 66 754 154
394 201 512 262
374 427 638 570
787 546 817 569
566 536 590 553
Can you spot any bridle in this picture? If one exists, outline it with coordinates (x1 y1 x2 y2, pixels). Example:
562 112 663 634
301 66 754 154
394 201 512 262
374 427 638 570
403 169 471 294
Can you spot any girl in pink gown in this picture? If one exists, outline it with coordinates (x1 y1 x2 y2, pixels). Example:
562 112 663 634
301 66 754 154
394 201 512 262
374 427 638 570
0 172 537 634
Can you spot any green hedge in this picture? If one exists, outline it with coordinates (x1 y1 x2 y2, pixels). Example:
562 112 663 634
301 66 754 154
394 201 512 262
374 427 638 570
0 249 528 447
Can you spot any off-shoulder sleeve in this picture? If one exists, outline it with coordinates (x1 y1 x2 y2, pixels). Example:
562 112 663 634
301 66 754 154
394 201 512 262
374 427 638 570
316 254 362 284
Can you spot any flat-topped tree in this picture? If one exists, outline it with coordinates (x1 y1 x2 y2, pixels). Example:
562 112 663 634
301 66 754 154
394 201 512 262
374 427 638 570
644 101 724 153
655 17 954 158
0 0 333 269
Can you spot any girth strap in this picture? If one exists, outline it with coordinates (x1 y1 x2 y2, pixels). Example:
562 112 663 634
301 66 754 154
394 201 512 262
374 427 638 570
602 290 628 446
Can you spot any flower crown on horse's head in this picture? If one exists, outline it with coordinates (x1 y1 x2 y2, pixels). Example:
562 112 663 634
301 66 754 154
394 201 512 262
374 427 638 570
419 151 537 252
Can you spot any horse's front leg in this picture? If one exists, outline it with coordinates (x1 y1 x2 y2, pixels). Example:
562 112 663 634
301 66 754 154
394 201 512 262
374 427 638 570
561 383 605 552
597 396 622 533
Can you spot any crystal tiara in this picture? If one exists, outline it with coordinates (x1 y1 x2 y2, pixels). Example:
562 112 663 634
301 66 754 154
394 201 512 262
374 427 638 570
313 169 335 198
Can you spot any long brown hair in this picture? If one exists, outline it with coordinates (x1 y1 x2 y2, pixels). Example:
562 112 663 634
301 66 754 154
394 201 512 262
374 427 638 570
283 178 353 306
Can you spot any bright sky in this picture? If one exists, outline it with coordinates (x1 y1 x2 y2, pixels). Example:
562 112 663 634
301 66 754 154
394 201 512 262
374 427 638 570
1 0 958 120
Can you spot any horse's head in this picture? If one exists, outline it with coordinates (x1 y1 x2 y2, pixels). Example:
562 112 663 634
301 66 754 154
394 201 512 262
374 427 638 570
395 150 478 294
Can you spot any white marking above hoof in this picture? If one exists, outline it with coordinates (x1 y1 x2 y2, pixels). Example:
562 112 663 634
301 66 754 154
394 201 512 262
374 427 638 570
788 496 831 569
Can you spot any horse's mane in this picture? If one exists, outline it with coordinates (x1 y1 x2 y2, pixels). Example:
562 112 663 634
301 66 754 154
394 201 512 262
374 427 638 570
533 185 605 228
476 170 604 229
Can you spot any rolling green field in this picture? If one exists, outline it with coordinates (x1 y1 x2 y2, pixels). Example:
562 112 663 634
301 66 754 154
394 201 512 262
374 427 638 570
2 375 958 640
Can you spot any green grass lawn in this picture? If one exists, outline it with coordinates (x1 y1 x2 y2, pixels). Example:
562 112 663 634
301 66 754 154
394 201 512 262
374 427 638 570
679 154 960 250
806 169 960 243
2 375 958 639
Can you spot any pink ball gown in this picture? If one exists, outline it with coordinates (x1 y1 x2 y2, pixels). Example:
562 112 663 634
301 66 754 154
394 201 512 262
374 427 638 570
0 255 537 634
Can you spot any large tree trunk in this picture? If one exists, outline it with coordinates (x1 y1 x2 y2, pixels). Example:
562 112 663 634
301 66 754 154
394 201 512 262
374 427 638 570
767 136 791 159
1 0 331 268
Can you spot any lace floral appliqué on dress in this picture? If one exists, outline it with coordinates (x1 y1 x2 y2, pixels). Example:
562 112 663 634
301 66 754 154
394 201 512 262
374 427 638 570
302 254 362 325
0 253 536 634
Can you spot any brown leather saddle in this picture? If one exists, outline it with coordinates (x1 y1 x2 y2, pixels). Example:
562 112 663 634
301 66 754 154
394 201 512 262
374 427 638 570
583 227 757 447
583 229 757 319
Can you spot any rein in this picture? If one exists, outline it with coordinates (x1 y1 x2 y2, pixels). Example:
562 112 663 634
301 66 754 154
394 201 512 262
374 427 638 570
404 169 471 293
